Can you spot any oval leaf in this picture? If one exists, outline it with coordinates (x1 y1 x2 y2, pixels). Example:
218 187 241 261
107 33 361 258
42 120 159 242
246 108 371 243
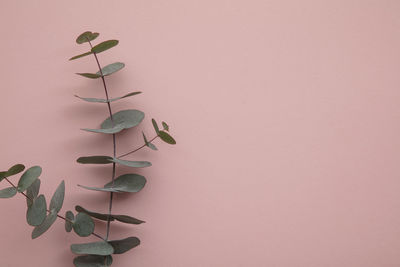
71 241 114 256
32 211 57 239
65 211 75 233
26 179 41 206
73 255 112 267
18 166 42 192
97 62 125 77
78 184 119 193
162 121 169 131
76 31 99 44
111 158 152 168
70 51 93 61
100 109 145 133
104 174 146 193
81 125 124 134
77 156 113 164
109 237 140 254
76 72 101 79
0 187 17 198
7 164 25 177
73 212 95 237
49 181 65 213
75 91 141 104
152 119 160 134
26 194 47 226
159 130 176 145
75 205 145 224
91 40 119 54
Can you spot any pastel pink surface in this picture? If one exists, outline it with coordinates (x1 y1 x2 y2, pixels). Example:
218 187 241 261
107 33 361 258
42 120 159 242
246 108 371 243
1 0 400 266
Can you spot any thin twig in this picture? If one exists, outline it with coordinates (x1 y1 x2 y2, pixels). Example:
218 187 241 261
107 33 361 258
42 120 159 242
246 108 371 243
118 135 159 158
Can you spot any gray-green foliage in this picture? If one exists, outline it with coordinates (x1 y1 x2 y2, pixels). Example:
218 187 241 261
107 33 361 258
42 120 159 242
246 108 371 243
0 30 176 267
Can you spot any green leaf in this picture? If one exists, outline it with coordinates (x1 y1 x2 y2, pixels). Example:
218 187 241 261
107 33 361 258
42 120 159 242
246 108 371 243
162 121 169 131
91 40 119 54
31 211 57 239
70 51 93 61
108 237 140 254
75 91 141 104
82 125 124 134
0 187 17 198
49 181 65 213
26 194 46 226
6 164 25 177
83 109 145 135
104 174 147 193
159 131 176 145
101 109 145 132
77 156 113 164
111 158 152 168
73 212 95 237
18 166 42 192
76 31 99 44
79 173 147 193
75 205 145 225
0 171 6 182
152 119 160 134
76 73 102 79
26 179 41 206
97 62 125 76
142 132 158 150
71 241 114 256
65 211 75 232
73 255 112 267
78 185 119 193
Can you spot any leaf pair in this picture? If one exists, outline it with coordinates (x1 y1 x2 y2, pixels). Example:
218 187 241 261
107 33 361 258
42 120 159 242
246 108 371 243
152 119 176 145
78 173 146 193
82 109 144 135
71 237 140 256
65 211 95 237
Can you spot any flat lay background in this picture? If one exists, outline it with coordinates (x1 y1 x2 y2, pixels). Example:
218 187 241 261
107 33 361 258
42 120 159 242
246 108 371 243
1 0 400 266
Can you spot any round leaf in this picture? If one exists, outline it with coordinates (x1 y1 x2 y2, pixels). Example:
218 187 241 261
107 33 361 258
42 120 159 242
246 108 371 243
76 72 101 79
76 31 99 44
70 51 92 61
65 211 75 233
101 109 145 134
151 118 160 134
18 166 42 192
71 241 114 256
26 195 47 226
0 187 17 198
91 40 119 54
162 121 169 131
75 91 141 104
104 174 146 193
78 184 119 193
32 211 57 239
49 180 65 213
73 212 95 237
108 237 140 254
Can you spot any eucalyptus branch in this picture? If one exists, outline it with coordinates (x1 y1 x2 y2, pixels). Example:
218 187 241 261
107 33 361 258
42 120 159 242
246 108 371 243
87 39 117 241
0 30 177 266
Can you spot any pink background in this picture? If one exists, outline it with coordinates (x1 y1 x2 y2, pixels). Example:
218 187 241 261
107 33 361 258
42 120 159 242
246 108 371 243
1 0 400 266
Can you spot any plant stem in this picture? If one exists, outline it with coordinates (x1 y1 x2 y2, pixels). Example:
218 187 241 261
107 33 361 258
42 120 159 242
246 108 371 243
118 135 159 158
88 40 116 241
3 177 105 240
